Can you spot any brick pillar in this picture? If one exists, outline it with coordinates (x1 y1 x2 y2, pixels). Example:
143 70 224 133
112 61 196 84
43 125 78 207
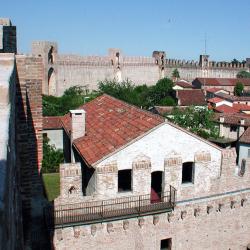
59 163 83 202
132 154 151 195
164 153 182 193
95 163 118 198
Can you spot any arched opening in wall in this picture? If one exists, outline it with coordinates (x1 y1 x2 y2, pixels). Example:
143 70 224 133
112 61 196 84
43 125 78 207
48 68 56 96
48 46 54 64
151 171 163 203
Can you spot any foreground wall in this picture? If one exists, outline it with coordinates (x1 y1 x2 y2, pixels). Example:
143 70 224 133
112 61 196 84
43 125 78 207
0 54 23 250
52 146 250 249
53 191 250 250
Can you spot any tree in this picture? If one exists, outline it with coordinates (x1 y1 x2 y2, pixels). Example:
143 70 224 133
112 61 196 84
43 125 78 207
42 137 64 173
148 77 175 106
236 70 250 79
172 68 180 81
168 106 219 139
234 82 244 96
98 78 176 108
43 86 100 116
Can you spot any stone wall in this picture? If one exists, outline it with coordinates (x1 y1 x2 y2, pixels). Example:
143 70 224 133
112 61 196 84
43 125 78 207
52 150 250 249
0 53 24 250
53 190 250 250
0 18 16 53
31 41 250 96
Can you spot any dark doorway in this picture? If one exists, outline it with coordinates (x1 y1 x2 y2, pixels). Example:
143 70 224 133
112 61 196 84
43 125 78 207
160 238 172 250
118 169 132 192
151 171 163 203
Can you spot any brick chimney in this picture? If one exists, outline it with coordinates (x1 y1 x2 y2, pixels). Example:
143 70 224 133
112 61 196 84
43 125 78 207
70 109 86 141
70 109 86 162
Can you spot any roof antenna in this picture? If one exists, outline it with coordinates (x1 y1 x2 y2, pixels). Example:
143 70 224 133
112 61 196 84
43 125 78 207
204 32 207 55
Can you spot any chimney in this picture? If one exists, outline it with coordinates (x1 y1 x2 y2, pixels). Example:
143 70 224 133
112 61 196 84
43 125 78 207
240 118 245 126
70 109 86 141
219 116 224 123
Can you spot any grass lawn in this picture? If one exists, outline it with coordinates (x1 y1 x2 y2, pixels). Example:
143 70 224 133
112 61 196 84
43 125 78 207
42 173 60 201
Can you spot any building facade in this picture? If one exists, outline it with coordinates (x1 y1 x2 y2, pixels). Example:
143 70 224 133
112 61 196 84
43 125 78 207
46 95 250 250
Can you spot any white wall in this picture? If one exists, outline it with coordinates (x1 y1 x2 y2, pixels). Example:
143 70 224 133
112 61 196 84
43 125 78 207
238 143 250 166
43 129 63 150
97 122 221 172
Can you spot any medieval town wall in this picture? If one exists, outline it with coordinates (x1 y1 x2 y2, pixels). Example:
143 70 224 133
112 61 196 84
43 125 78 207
53 151 250 250
53 190 250 250
31 41 250 96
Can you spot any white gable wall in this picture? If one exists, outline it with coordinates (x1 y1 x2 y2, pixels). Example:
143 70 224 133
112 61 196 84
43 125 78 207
97 122 221 172
92 122 222 201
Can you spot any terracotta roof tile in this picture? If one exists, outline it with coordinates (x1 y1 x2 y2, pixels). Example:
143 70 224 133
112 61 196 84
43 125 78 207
43 116 62 130
194 78 250 86
61 94 164 165
239 127 250 143
216 92 250 102
175 81 193 88
214 113 250 126
206 87 224 93
207 97 224 104
233 104 250 111
214 105 239 114
177 89 206 106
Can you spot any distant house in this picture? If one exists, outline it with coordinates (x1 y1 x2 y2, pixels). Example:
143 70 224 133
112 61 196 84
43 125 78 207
173 80 193 90
215 92 250 105
175 89 206 106
238 127 250 166
206 87 230 99
215 114 250 141
207 97 232 108
192 77 250 94
43 116 63 150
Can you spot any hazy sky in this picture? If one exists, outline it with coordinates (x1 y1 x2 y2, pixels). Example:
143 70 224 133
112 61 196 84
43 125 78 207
3 0 250 61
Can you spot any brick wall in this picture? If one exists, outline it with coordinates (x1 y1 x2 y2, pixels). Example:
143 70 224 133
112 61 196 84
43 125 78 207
15 55 44 242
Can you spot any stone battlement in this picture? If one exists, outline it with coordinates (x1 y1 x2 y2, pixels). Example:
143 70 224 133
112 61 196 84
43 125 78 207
166 58 247 69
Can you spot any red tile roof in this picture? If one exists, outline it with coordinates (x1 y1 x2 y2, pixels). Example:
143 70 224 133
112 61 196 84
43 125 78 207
177 90 206 106
214 105 239 114
239 127 250 143
207 97 224 104
43 116 62 130
233 104 250 111
175 81 193 88
61 94 165 165
206 87 224 93
216 92 250 102
214 113 250 126
194 78 250 86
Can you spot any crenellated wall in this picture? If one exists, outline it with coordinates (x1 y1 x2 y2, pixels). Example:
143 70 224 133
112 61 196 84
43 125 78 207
52 148 250 249
31 41 250 96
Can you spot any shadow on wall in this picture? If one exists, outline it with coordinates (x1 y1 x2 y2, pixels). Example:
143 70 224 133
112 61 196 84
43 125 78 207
15 66 52 249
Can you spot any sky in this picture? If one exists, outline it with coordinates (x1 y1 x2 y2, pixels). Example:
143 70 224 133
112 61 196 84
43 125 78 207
2 0 250 61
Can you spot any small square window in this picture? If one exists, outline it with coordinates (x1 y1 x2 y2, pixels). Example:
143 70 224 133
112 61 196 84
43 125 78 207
161 238 172 250
230 125 237 132
182 162 194 184
118 169 132 192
